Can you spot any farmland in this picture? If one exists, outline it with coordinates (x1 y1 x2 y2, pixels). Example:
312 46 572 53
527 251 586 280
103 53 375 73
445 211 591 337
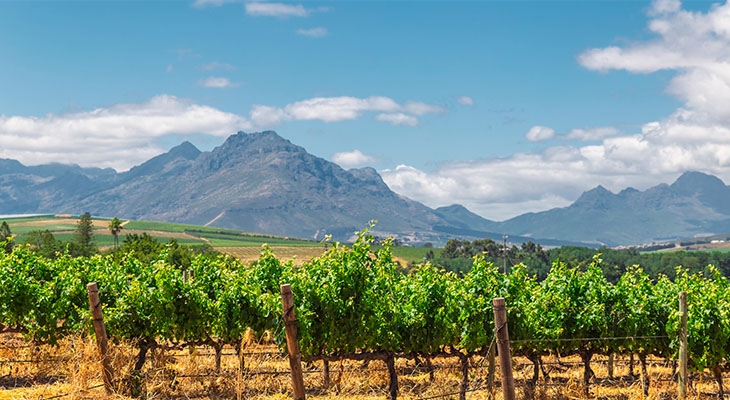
0 215 439 265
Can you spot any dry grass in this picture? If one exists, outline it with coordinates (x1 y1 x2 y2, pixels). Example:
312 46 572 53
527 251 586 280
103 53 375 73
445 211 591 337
0 332 724 400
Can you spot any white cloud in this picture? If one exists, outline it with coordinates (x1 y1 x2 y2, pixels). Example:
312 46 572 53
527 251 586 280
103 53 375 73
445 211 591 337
456 96 475 107
247 96 443 127
525 125 555 141
198 76 241 88
201 62 236 71
0 95 252 171
166 64 174 73
403 101 446 116
250 105 288 127
286 96 399 122
245 2 310 17
296 27 328 37
332 150 377 167
650 0 681 15
564 126 621 141
375 113 419 126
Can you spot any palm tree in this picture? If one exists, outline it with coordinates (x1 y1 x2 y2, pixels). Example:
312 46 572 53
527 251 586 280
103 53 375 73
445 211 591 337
108 217 123 249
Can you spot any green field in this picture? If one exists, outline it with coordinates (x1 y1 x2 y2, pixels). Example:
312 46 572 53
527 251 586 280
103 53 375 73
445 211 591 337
50 233 205 247
124 220 243 234
2 215 325 249
186 230 324 247
9 224 78 234
1 215 443 265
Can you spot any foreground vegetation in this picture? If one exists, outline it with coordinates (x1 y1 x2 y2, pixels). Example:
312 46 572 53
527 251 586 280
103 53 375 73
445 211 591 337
3 224 730 397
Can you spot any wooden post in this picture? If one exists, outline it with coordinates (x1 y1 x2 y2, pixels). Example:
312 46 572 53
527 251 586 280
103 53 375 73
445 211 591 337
493 297 515 400
281 284 305 400
86 282 114 394
678 291 688 399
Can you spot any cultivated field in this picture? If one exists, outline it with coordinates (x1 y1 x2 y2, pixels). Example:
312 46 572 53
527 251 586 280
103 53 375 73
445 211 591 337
0 215 430 265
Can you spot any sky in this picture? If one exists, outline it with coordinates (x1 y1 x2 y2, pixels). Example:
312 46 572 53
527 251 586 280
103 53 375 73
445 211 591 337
1 0 729 221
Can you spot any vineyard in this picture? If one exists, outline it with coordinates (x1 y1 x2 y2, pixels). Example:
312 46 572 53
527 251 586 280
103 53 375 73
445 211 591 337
1 225 730 399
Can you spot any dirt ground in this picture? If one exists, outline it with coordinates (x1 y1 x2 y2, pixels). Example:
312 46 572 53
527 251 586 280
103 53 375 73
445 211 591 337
0 332 722 400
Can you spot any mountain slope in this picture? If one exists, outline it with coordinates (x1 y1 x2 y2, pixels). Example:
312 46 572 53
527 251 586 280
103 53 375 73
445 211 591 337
14 130 722 247
496 171 730 246
1 131 521 245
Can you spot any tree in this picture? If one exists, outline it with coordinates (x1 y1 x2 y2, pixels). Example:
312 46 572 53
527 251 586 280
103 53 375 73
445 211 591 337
108 217 123 249
23 230 87 258
75 213 95 250
0 221 12 252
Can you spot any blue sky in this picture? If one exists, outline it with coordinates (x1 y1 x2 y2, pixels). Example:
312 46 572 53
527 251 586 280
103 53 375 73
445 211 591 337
1 0 728 220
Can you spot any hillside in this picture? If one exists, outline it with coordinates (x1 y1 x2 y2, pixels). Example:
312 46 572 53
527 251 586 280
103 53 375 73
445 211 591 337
495 171 730 246
9 131 728 247
0 131 576 246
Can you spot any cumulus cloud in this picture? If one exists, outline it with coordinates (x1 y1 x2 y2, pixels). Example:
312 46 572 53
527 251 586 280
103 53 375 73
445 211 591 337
525 126 555 141
380 134 712 220
198 76 241 88
376 113 419 126
249 96 442 127
456 96 475 107
564 126 621 141
245 2 310 17
249 105 288 127
296 27 328 37
0 95 252 171
403 101 446 116
332 149 377 167
382 0 730 220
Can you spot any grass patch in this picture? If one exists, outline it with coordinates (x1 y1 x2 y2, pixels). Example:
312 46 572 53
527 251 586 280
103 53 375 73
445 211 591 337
190 231 322 247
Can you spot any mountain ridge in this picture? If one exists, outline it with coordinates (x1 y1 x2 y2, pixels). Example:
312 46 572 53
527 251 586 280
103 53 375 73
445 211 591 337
0 131 526 246
494 170 730 246
4 131 728 247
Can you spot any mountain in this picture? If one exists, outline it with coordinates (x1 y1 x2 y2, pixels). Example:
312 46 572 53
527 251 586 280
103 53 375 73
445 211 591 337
19 130 730 247
494 171 730 246
3 130 562 246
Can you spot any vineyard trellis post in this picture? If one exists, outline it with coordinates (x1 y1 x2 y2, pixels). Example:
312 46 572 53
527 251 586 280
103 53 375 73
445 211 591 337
678 291 688 399
280 284 306 400
86 282 114 394
492 297 515 400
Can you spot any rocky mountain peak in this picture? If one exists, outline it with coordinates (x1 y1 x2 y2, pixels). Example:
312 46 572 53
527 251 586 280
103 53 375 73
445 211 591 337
671 170 727 195
573 185 614 207
168 141 201 160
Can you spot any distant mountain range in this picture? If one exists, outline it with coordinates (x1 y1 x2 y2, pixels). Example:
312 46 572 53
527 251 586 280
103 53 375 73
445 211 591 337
2 130 728 247
0 131 562 246
489 170 730 246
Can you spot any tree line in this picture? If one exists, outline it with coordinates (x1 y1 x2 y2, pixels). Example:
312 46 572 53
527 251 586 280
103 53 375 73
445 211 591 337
432 238 730 282
1 214 218 268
